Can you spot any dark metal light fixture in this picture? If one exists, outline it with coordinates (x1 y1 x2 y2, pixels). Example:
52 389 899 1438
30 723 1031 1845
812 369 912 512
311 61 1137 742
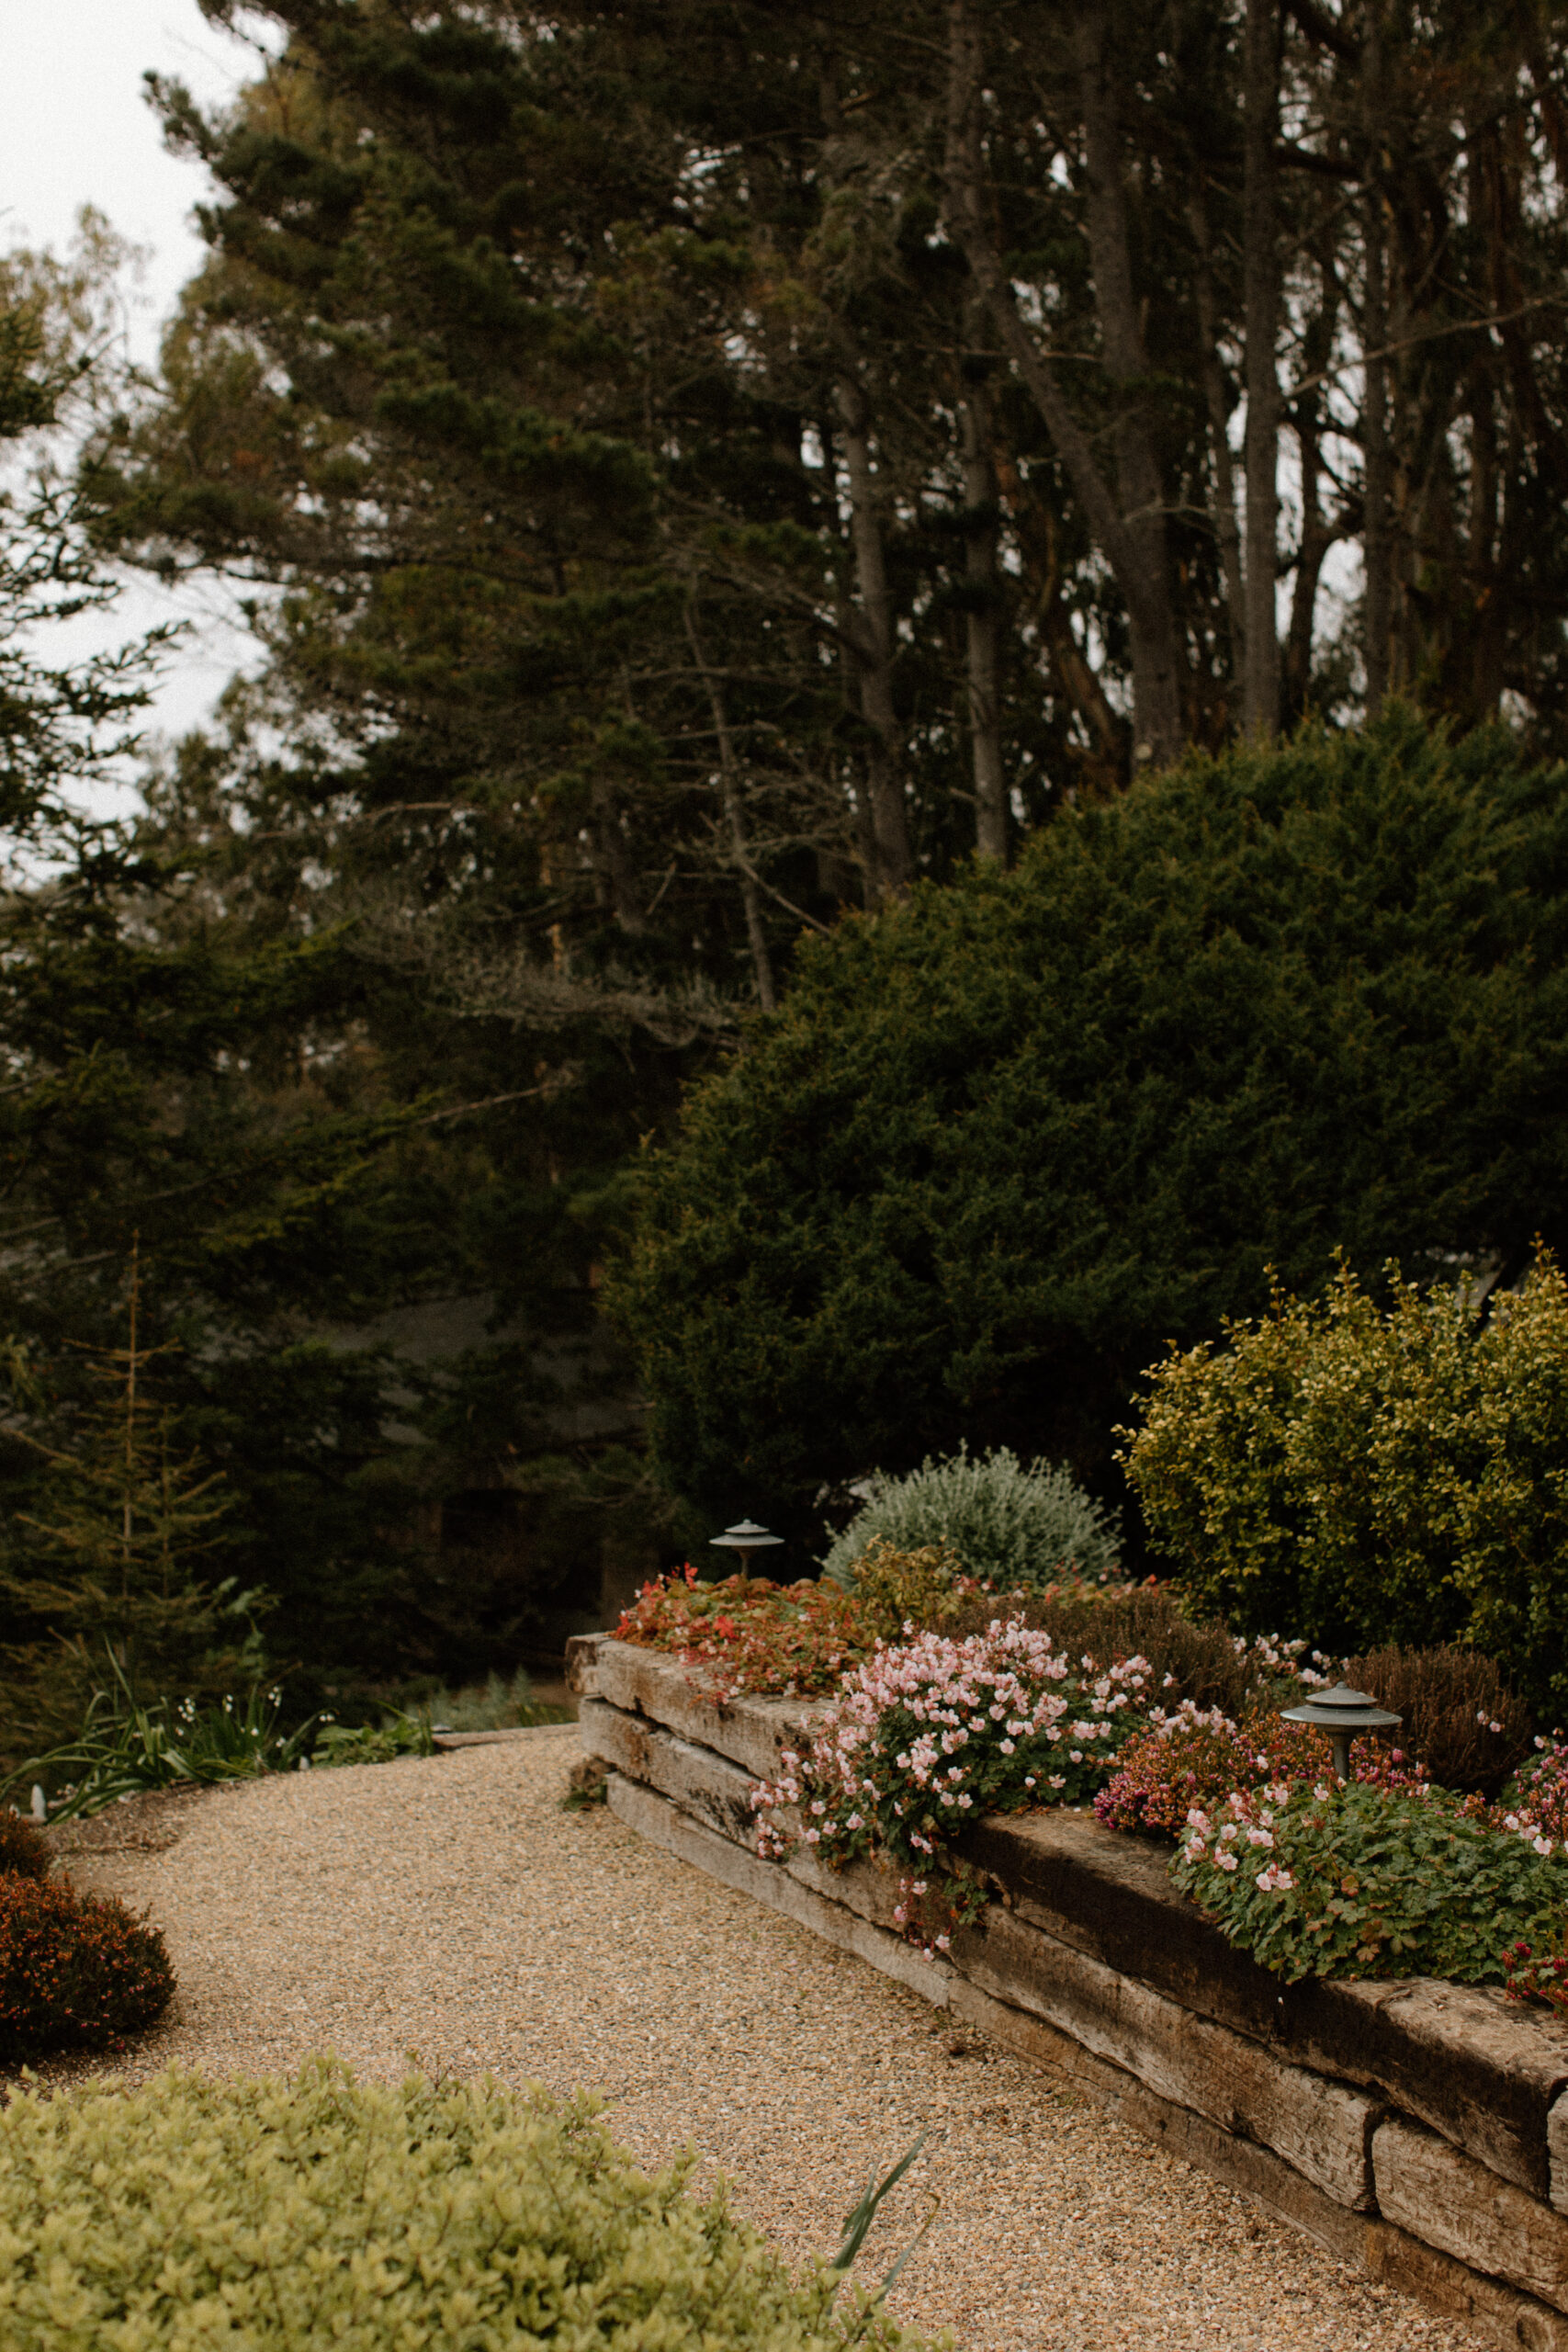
1280 1682 1403 1782
710 1519 784 1574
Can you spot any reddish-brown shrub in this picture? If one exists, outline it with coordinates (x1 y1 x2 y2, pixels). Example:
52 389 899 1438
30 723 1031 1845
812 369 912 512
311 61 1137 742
0 1811 51 1883
0 1875 175 2059
1345 1645 1533 1795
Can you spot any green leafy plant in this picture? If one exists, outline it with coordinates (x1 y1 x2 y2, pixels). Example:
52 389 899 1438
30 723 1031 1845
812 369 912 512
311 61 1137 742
1122 1252 1568 1717
0 1871 175 2059
824 1446 1120 1591
9 1652 314 1819
1173 1779 1568 1983
0 2058 931 2348
312 1710 435 1768
850 1540 988 1643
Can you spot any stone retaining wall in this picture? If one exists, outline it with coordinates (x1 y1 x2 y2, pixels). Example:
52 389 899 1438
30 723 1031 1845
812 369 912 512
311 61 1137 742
570 1634 1568 2352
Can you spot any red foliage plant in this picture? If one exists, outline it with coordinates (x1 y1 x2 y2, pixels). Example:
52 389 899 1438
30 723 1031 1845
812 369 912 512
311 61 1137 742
613 1567 867 1699
1505 1934 1568 2016
1094 1707 1427 1838
0 1811 51 1883
0 1873 175 2060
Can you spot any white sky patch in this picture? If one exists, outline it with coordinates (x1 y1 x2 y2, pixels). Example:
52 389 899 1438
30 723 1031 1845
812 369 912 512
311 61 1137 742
1 0 279 763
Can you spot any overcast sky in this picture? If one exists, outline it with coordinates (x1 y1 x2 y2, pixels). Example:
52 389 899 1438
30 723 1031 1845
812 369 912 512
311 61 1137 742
2 1 278 754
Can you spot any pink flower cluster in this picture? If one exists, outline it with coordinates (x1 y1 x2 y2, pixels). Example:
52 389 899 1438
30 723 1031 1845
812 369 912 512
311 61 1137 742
1494 1736 1568 1858
1179 1786 1298 1893
750 1617 1155 1950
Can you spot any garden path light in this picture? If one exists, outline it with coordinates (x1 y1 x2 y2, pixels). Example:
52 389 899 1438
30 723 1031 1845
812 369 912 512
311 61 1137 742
1280 1682 1402 1782
709 1519 784 1575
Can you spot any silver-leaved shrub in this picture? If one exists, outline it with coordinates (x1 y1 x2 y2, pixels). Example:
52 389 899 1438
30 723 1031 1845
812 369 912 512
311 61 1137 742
822 1444 1120 1589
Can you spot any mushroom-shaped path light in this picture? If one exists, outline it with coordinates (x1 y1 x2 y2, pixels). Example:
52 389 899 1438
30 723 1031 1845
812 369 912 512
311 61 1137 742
1280 1682 1403 1783
709 1520 784 1577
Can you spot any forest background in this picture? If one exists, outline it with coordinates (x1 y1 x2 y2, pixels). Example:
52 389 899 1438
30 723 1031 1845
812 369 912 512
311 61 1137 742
3 0 1567 1754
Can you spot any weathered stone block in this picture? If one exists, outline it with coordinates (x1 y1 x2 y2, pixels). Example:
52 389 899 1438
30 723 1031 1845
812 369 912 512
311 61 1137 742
588 1642 824 1782
969 1806 1568 2195
1551 2087 1568 2216
604 1772 952 2007
1375 2118 1568 2312
954 1905 1378 2209
578 1700 759 1844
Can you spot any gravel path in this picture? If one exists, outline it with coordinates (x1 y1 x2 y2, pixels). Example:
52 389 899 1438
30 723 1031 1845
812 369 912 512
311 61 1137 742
45 1730 1479 2352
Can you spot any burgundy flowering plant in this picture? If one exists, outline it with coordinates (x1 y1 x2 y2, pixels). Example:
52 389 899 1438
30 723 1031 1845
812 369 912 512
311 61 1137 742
1095 1707 1428 1837
1504 1928 1568 2014
752 1618 1156 1951
613 1566 867 1700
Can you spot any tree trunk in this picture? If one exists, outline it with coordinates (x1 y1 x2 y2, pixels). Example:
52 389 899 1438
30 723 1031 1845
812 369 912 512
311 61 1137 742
835 377 913 896
1282 262 1340 721
683 600 777 1011
1361 3 1393 716
1190 192 1247 697
1074 0 1185 765
959 359 1007 860
1242 0 1282 738
996 450 1125 790
943 0 1184 771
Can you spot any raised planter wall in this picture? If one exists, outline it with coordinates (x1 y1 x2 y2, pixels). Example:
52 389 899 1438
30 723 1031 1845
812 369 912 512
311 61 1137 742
570 1634 1568 2352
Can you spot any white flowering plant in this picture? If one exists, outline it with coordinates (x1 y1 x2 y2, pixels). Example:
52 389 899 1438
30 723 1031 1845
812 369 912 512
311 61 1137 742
1173 1777 1568 1984
751 1618 1155 1951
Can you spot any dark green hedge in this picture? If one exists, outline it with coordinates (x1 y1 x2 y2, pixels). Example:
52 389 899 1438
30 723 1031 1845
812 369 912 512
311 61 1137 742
612 716 1568 1539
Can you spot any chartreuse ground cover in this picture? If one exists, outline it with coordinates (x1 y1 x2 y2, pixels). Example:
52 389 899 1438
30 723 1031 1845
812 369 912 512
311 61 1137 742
0 2060 935 2352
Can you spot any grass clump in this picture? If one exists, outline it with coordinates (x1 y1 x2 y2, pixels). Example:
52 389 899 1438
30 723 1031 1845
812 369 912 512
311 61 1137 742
424 1666 570 1731
0 2058 931 2350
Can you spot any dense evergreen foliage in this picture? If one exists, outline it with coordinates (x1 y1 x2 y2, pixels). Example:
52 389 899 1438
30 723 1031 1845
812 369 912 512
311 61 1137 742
615 720 1568 1536
6 0 1568 1713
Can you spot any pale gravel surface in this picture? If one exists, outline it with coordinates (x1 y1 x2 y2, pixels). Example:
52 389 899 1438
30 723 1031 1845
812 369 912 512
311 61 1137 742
48 1729 1481 2352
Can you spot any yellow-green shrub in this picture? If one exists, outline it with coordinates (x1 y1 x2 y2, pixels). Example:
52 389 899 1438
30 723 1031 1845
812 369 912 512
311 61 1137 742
1121 1253 1568 1717
0 2058 931 2352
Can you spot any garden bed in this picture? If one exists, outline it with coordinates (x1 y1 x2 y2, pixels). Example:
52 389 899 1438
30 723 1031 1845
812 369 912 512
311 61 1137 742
571 1632 1568 2352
